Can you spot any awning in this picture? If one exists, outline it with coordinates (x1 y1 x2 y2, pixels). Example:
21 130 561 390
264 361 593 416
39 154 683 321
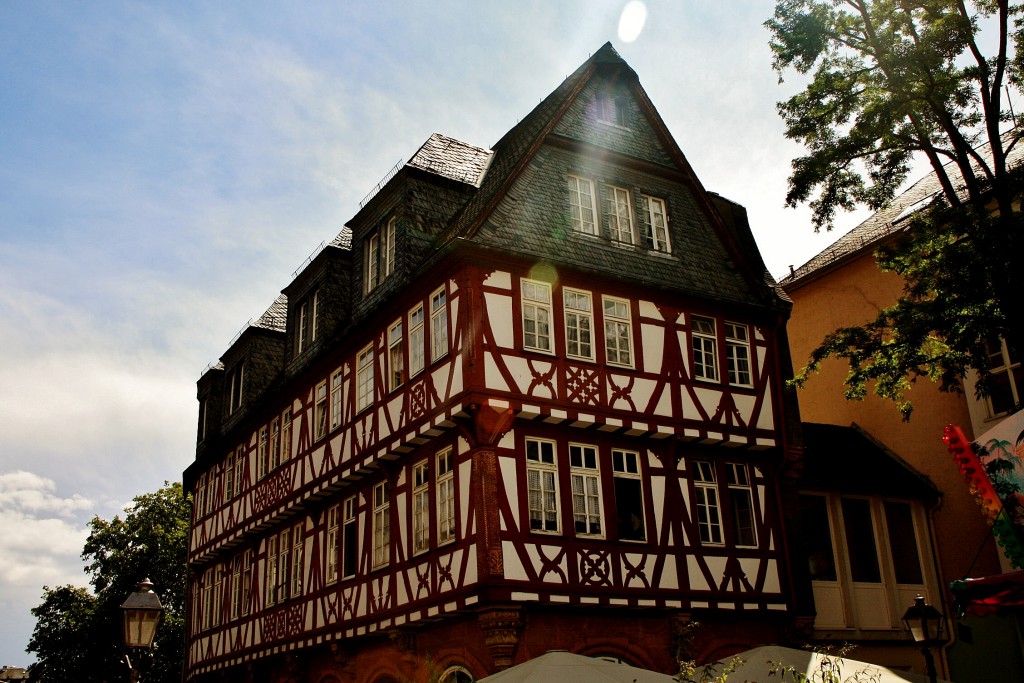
719 645 950 683
951 569 1024 616
478 651 675 683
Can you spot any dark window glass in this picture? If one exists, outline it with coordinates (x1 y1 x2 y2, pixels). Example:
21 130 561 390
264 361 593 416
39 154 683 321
614 476 645 541
800 495 837 581
884 501 924 584
841 498 881 583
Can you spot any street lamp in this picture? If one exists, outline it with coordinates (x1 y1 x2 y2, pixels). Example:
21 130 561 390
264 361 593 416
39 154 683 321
901 594 945 683
120 579 164 682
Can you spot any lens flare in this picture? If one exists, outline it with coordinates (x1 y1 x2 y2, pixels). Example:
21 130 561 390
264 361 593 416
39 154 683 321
618 1 647 43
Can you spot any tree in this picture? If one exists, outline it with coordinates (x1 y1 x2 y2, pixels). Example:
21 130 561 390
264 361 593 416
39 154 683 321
27 482 190 683
767 0 1024 417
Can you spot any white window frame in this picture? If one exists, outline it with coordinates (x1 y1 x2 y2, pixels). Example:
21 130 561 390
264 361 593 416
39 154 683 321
603 296 633 367
281 408 292 463
596 90 628 126
612 449 645 541
564 288 594 360
726 463 757 547
606 185 635 244
430 287 449 362
384 217 396 278
225 452 235 500
388 320 404 391
228 363 243 414
314 380 328 441
230 554 242 620
326 504 340 585
233 446 245 498
196 474 207 519
693 461 723 545
342 495 358 579
365 232 380 293
269 416 281 471
290 522 303 598
241 549 252 616
409 304 425 377
725 321 752 387
984 338 1022 416
521 279 553 353
357 345 374 413
412 461 430 555
265 534 279 606
526 438 559 533
372 481 390 568
330 369 343 430
567 175 598 235
437 447 456 544
569 444 603 537
642 195 670 253
692 315 719 382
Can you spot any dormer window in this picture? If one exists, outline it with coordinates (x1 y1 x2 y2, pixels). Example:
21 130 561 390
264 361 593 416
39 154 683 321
365 217 397 293
295 289 319 355
227 363 244 415
596 90 628 127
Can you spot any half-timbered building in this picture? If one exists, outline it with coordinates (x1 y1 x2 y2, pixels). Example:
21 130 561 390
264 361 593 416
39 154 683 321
184 43 810 682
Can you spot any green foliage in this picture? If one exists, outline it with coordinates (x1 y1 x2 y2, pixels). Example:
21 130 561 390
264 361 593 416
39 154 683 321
27 482 190 683
769 0 1024 415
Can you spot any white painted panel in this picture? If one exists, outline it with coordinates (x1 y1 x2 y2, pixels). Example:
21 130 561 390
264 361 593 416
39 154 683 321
733 393 755 428
485 292 515 348
681 386 698 419
484 270 512 289
387 393 403 431
762 559 781 594
661 554 678 589
502 540 528 581
756 378 775 430
505 356 555 400
649 467 665 541
641 323 664 374
853 583 892 628
655 387 673 419
678 481 692 545
694 386 723 419
687 556 710 591
704 555 727 590
638 300 662 320
678 331 691 375
612 375 654 411
449 356 463 396
811 581 847 628
499 454 520 531
739 558 761 591
464 546 478 585
458 459 473 534
486 353 515 393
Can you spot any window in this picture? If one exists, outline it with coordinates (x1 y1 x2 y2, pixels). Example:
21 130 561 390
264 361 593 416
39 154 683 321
228 363 244 414
196 474 207 519
596 90 628 126
564 289 594 360
409 305 425 376
295 290 319 355
342 496 358 578
314 380 328 440
205 470 216 515
357 345 374 412
612 449 645 541
365 218 397 293
388 321 404 391
603 297 633 366
641 195 670 252
281 408 293 463
725 322 752 386
692 316 719 381
225 452 235 500
431 287 449 361
567 175 597 235
569 444 602 536
257 426 269 479
439 666 475 683
726 463 757 547
373 482 390 568
241 549 252 616
233 446 245 498
265 534 279 606
413 461 430 554
331 369 344 430
269 416 281 471
290 522 303 597
437 447 456 544
277 528 292 602
693 461 723 545
230 554 243 620
985 338 1022 416
800 493 930 631
326 505 340 584
521 280 552 353
606 185 635 244
526 438 559 532
202 566 220 630
198 397 208 442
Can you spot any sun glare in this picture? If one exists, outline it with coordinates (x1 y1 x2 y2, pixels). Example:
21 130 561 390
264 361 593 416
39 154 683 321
618 1 648 43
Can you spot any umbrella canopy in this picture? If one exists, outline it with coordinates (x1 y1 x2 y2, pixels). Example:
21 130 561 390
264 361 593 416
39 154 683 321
718 645 951 683
478 650 676 683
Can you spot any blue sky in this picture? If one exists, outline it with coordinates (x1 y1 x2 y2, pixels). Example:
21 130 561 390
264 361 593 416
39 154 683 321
0 0 865 666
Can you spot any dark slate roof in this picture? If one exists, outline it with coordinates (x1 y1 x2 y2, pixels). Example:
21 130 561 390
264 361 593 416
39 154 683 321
800 422 938 498
407 133 493 187
252 294 288 332
782 130 1024 286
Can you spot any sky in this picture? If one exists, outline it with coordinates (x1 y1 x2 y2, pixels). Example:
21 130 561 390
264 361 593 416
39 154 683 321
0 0 873 667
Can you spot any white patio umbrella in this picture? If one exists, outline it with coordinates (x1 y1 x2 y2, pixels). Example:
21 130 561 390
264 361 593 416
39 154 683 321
718 645 952 683
478 650 677 683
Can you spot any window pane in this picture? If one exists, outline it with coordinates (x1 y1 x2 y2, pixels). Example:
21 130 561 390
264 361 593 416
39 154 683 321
841 498 881 583
884 501 924 584
613 476 645 541
799 495 838 581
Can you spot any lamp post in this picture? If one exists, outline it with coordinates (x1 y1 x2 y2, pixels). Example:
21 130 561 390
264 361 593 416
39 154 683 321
901 594 945 683
120 579 164 683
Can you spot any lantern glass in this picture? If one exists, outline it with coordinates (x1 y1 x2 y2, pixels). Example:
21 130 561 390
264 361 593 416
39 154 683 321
120 579 164 649
901 595 945 645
